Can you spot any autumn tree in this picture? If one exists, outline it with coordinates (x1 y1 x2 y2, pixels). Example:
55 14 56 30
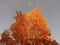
10 11 29 45
10 8 58 45
0 8 58 45
0 30 16 45
23 8 51 45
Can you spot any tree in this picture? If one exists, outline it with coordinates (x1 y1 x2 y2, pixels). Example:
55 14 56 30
0 30 16 45
10 11 28 45
0 8 58 45
24 8 51 45
10 8 58 45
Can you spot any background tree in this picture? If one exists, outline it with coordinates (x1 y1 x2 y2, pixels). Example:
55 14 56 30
0 30 16 45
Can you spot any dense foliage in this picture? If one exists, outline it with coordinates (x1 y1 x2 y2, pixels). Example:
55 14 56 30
0 8 58 45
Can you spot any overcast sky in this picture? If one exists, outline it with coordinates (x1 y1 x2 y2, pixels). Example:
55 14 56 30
0 0 60 43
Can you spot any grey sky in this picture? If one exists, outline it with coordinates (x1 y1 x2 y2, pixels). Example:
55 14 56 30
0 0 60 43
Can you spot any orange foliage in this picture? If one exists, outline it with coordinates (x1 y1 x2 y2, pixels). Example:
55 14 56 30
0 8 58 45
10 8 51 44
